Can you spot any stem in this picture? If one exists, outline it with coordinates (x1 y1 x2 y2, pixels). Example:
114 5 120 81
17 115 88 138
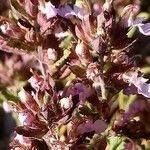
37 46 46 77
98 75 107 100
39 60 45 77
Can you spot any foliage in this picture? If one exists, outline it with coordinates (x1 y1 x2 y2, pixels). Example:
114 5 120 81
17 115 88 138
0 0 149 149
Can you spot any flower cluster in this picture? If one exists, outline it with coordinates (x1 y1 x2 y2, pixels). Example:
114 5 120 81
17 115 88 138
0 0 150 149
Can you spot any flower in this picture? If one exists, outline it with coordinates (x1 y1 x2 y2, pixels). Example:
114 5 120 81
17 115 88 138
58 4 89 19
134 22 150 36
127 16 150 36
39 1 57 19
39 1 89 20
77 119 107 135
65 82 93 101
123 72 150 98
120 4 150 36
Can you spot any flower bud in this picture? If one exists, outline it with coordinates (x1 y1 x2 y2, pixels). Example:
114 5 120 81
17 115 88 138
0 23 8 34
59 96 73 110
75 41 92 66
47 48 57 61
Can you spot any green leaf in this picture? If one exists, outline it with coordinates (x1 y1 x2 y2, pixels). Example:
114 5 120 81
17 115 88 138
52 36 73 69
107 136 126 150
118 91 136 111
140 67 150 74
59 35 73 50
127 26 137 38
0 90 18 102
79 101 97 116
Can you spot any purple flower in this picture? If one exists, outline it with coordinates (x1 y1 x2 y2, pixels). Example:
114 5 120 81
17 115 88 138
77 119 107 135
65 82 93 101
58 5 89 19
123 72 150 98
134 22 150 36
58 5 75 18
128 17 150 36
39 1 89 20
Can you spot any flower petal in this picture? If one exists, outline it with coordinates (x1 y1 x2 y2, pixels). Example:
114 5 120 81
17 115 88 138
137 23 150 36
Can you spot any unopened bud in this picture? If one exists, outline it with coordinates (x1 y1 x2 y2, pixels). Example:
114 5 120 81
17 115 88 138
59 96 73 109
75 41 92 66
0 23 9 34
75 41 84 56
47 48 57 61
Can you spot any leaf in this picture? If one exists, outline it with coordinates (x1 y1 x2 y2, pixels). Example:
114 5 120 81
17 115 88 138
107 136 126 150
10 0 33 23
0 36 36 54
79 101 97 116
140 67 150 74
118 91 136 111
16 126 48 138
70 65 86 77
59 35 73 50
52 36 73 69
0 90 18 102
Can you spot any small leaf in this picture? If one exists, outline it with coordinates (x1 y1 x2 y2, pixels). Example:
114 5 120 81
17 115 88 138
16 126 48 138
10 0 33 22
70 65 86 77
107 136 126 150
0 90 18 102
118 91 136 111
